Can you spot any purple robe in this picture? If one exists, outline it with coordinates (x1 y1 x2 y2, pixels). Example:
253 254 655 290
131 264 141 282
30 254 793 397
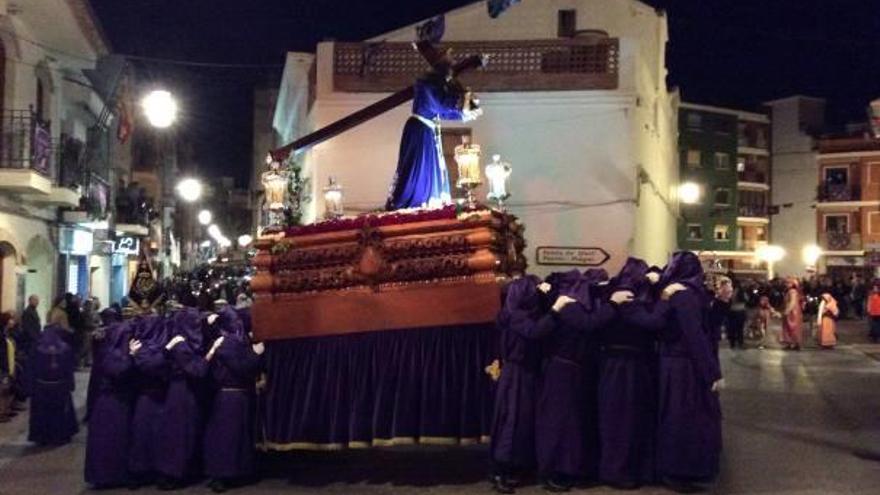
535 272 615 480
490 276 552 470
203 335 261 479
598 258 665 486
156 308 209 480
28 325 79 445
385 77 466 210
656 252 722 480
128 316 170 476
85 320 134 487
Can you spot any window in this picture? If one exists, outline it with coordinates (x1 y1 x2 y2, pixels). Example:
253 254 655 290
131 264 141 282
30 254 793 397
824 214 849 234
870 212 880 235
686 149 701 168
714 225 730 241
714 152 730 170
869 163 880 184
686 112 702 129
824 167 849 186
686 224 703 241
736 158 746 172
714 187 732 206
558 10 576 37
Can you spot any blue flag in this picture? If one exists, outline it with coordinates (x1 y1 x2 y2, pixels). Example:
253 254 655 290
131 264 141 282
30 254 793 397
487 0 522 18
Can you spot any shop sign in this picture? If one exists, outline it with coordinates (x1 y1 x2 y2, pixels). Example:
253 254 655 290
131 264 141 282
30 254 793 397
536 246 610 266
114 236 140 256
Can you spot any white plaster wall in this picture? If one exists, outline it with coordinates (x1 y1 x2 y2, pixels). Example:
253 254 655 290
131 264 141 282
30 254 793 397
89 255 111 308
0 213 53 312
769 98 821 277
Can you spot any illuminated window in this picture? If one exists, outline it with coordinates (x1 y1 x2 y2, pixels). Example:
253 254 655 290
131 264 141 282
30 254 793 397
686 149 701 168
714 152 730 170
714 225 730 241
687 224 703 240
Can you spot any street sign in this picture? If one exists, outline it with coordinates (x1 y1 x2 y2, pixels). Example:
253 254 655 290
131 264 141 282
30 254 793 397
535 246 610 267
114 236 140 255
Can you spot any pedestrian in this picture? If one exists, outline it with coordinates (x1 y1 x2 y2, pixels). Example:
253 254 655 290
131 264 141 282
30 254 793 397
128 315 170 488
47 295 71 333
534 270 619 491
597 258 668 489
868 282 880 343
80 298 98 367
0 312 17 422
156 307 209 489
852 277 867 319
656 252 723 492
203 307 264 493
816 293 839 349
84 309 134 489
780 278 804 351
489 275 554 494
28 324 79 446
68 294 85 368
19 295 41 396
708 277 732 355
727 283 747 349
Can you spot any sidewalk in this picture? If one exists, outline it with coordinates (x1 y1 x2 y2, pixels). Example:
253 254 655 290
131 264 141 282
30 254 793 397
0 371 90 469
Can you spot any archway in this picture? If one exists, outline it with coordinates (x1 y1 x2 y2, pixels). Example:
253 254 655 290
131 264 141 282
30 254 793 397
0 241 17 312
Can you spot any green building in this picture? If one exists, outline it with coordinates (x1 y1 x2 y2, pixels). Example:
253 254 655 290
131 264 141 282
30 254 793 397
678 103 772 278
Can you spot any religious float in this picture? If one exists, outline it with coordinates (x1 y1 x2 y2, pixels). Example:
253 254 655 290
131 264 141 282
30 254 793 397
251 41 528 450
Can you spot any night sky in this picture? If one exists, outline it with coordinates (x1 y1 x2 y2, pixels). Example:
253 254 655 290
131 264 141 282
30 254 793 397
89 0 880 187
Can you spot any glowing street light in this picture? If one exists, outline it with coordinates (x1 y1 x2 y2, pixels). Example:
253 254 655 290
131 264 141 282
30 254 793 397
238 234 253 248
802 244 823 267
678 182 701 205
176 178 202 202
756 244 786 279
198 209 213 225
207 224 221 239
142 90 178 128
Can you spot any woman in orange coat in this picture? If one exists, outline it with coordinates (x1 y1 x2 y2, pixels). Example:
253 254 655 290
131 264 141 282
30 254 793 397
816 293 839 349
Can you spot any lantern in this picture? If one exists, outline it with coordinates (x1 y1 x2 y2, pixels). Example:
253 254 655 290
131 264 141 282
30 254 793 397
454 138 482 208
323 176 344 219
485 154 512 208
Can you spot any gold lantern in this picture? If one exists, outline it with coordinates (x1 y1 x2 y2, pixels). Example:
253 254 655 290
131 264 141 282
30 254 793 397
454 138 482 208
323 176 344 219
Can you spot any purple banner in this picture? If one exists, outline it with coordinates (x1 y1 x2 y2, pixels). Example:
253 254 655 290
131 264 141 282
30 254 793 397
32 120 51 175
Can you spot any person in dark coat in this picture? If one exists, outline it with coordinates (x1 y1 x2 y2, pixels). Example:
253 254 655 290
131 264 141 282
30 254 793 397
489 275 556 494
128 315 170 486
17 295 42 401
534 270 623 491
84 310 134 488
597 258 669 489
28 324 79 445
203 307 263 493
656 252 723 492
156 307 209 488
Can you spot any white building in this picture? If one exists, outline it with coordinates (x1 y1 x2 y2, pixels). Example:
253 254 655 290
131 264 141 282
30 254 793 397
0 0 112 313
766 96 826 277
267 0 679 276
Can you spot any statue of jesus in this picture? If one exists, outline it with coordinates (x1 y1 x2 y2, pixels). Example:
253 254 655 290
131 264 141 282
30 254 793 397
385 51 482 210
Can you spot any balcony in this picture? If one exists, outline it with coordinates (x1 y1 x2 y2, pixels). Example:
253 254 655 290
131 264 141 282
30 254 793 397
738 204 770 218
817 183 861 202
0 110 83 207
736 239 768 252
114 183 157 237
332 37 619 93
820 232 862 251
737 170 768 184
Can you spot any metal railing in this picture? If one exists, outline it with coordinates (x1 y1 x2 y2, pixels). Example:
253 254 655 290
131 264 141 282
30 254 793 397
0 109 52 175
738 204 770 217
333 37 619 92
738 170 767 184
817 183 861 202
820 232 862 251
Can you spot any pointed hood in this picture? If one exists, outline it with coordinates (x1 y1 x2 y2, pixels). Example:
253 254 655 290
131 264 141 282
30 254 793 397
660 251 705 292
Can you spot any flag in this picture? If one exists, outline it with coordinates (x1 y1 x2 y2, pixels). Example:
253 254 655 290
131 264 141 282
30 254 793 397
416 15 445 43
487 0 521 18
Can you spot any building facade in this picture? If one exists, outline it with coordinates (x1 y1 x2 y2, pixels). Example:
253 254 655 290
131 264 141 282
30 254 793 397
767 96 826 277
815 131 880 279
678 103 772 278
0 0 118 313
266 0 679 276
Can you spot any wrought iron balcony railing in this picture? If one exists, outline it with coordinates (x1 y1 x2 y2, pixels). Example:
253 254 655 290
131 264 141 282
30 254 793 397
333 37 619 93
0 109 53 175
738 170 767 184
820 231 862 251
817 183 860 202
738 204 770 217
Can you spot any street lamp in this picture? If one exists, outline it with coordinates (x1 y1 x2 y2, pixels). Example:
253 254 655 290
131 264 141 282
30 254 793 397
802 244 823 268
176 178 202 202
198 209 212 226
678 182 701 205
207 224 221 239
756 244 786 279
142 90 178 128
238 234 253 248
